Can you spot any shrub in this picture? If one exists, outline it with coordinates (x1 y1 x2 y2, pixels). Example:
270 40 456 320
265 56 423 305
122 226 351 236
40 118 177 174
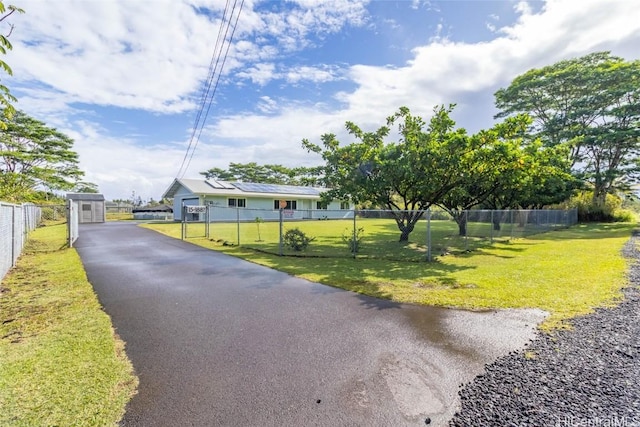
613 209 637 223
562 191 629 222
342 227 365 253
283 228 314 251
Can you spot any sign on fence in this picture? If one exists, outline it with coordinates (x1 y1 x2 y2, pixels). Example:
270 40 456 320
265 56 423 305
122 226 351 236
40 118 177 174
186 205 207 214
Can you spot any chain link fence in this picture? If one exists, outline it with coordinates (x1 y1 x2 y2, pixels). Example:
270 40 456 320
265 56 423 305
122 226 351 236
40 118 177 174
0 202 74 282
1 202 42 282
186 207 578 261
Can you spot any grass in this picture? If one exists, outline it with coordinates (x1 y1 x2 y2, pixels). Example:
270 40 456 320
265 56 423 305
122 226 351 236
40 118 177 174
143 221 635 330
106 212 134 221
0 223 138 426
175 217 558 261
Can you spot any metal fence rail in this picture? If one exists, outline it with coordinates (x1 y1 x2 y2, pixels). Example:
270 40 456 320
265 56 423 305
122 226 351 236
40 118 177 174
1 202 42 282
196 207 578 262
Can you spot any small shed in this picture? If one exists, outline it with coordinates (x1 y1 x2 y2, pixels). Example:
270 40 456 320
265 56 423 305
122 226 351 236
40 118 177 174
66 193 106 223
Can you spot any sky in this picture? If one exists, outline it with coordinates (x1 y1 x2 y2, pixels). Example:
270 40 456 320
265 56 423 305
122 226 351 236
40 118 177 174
4 0 640 201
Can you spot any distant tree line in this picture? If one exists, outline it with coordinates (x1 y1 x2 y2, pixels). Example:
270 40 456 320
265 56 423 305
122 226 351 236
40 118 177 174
201 162 323 186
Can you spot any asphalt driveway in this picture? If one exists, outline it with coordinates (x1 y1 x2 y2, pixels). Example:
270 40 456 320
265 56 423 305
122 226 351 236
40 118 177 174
75 222 546 426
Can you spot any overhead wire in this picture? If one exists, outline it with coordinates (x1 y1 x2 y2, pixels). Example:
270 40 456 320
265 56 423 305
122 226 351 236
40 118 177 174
175 0 245 179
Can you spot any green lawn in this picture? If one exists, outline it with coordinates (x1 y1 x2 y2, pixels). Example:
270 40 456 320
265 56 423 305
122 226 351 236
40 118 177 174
144 221 634 330
0 223 138 426
178 217 557 261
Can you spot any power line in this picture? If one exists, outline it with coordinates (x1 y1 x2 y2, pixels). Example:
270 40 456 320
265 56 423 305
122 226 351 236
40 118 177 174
176 0 245 179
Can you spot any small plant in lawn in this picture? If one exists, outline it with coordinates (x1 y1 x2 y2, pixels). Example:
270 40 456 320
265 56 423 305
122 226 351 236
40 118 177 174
283 228 314 251
342 227 365 253
255 217 263 241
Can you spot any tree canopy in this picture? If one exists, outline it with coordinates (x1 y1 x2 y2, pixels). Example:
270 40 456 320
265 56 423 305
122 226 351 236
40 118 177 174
495 51 640 206
200 162 322 186
0 111 84 201
305 106 573 241
0 1 24 129
436 115 573 234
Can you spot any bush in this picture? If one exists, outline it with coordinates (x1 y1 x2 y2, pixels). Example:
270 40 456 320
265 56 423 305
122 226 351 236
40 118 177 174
342 227 365 253
562 191 631 222
613 209 637 223
283 228 314 251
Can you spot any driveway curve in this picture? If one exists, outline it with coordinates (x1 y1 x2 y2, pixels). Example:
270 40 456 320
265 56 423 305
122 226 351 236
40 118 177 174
75 222 546 426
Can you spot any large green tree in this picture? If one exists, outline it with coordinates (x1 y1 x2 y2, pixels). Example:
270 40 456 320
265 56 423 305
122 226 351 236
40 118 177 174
436 115 533 235
303 106 483 242
0 111 84 201
0 1 24 129
495 51 640 206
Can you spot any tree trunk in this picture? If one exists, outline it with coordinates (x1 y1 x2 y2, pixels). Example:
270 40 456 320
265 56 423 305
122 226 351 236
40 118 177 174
393 210 423 242
399 227 411 242
455 214 467 236
492 216 501 231
592 187 607 208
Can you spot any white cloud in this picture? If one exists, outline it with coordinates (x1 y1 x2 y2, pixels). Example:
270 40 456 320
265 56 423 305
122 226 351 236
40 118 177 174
285 65 342 84
9 0 370 115
330 0 640 132
256 96 278 113
235 62 277 86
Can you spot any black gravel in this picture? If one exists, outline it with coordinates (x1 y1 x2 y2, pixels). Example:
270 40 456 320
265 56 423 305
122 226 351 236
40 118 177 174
449 233 640 426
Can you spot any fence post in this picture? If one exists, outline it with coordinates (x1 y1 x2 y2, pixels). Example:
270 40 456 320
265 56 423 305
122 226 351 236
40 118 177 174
426 209 432 262
464 210 469 251
510 210 514 241
11 205 16 266
279 208 283 256
352 208 357 259
67 199 72 248
206 204 210 239
181 203 185 240
236 207 240 246
490 210 494 244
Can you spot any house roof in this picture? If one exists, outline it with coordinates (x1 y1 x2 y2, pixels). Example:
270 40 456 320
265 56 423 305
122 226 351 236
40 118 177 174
66 193 105 201
162 178 328 200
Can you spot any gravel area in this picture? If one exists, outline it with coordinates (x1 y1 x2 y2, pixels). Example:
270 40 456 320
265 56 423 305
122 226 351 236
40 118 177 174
449 233 640 427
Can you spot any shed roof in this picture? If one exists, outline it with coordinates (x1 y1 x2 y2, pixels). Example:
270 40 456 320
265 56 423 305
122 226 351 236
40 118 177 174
66 193 105 201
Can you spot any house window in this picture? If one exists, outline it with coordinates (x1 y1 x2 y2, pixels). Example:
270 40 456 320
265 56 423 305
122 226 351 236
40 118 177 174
340 201 350 210
274 200 297 210
228 198 246 208
316 201 328 210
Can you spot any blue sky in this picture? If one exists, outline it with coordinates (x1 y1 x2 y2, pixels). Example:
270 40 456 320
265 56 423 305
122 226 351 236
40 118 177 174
4 0 640 201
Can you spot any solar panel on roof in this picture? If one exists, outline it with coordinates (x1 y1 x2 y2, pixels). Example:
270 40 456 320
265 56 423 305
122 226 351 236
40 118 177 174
232 182 321 196
207 180 237 190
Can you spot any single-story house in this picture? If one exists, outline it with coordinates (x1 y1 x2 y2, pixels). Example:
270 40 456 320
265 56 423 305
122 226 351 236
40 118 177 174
162 179 353 221
132 204 173 220
66 193 106 223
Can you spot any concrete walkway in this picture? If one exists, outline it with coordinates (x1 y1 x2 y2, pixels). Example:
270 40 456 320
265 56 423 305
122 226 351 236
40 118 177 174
75 222 546 426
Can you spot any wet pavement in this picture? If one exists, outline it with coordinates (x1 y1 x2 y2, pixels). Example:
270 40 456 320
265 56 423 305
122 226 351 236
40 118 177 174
75 222 547 426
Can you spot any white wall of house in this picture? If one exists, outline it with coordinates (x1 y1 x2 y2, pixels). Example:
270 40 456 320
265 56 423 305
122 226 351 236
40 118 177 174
168 182 353 221
172 187 202 220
